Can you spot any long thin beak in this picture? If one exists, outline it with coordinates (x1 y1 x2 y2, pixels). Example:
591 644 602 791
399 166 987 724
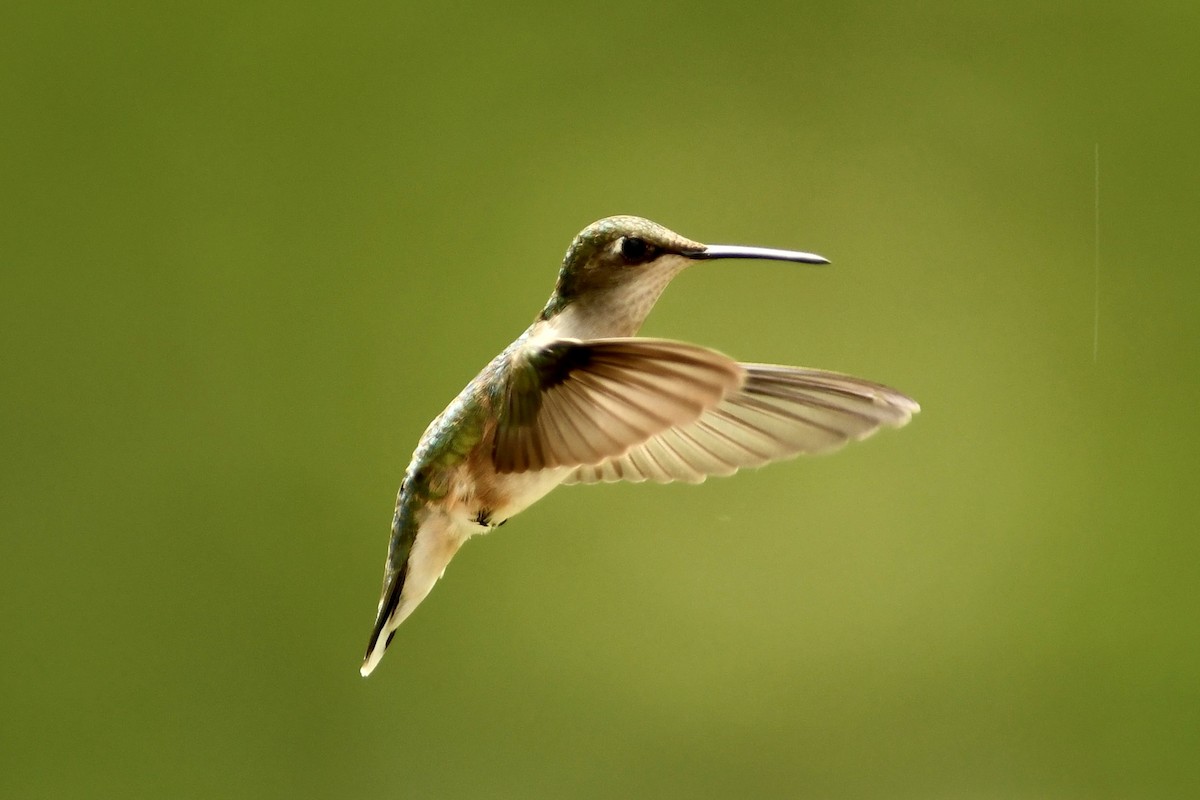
689 244 830 265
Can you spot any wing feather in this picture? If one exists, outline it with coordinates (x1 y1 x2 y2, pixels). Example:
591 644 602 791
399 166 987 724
565 363 918 484
493 338 742 473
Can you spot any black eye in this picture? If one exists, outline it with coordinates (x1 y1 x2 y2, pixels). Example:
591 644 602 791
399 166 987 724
619 236 649 262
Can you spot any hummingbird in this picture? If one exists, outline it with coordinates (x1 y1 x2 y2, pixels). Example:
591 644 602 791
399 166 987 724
360 215 918 676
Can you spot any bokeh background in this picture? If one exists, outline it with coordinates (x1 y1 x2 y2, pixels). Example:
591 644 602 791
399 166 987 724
3 2 1198 797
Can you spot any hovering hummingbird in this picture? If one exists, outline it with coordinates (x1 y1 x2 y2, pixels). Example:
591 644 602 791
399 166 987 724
360 215 918 676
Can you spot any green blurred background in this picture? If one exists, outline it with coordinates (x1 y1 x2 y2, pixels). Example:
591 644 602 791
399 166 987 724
3 2 1198 797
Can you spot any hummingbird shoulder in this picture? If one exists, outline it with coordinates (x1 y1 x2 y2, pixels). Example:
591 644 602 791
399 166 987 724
397 339 549 527
360 215 918 677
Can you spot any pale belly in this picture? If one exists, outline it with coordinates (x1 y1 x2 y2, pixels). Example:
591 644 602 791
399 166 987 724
443 463 575 534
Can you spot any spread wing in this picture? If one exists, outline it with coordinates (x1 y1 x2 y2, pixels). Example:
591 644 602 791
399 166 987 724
492 338 743 473
564 364 919 485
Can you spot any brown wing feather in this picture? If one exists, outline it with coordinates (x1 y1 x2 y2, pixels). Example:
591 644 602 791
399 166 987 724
565 363 919 484
493 338 743 473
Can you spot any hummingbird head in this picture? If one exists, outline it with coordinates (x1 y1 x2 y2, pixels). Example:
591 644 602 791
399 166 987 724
537 215 829 338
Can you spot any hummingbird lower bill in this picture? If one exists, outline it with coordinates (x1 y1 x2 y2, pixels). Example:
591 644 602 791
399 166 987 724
360 215 918 676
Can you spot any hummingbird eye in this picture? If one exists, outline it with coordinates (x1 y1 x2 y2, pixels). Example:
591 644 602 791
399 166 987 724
618 236 650 263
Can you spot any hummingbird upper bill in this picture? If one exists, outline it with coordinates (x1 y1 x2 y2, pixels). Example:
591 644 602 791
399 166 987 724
690 244 830 264
359 215 919 677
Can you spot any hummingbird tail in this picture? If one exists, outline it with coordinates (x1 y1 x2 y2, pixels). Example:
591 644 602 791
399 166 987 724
360 511 469 677
361 574 404 677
